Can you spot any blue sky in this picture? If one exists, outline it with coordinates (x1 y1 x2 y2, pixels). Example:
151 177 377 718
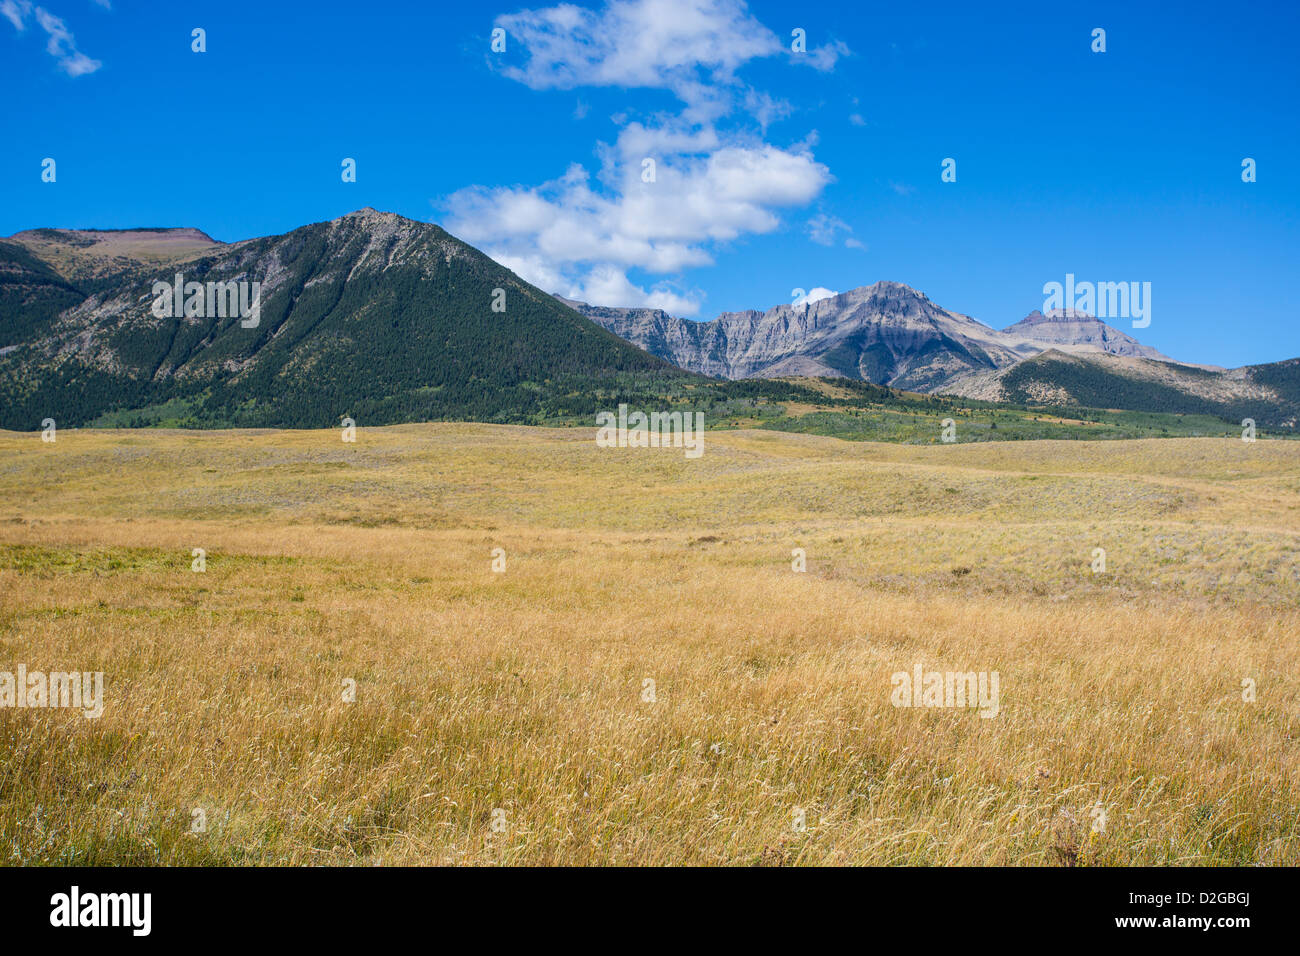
2 0 1297 366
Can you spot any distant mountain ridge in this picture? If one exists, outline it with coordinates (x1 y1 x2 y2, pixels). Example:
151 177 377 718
561 282 1025 391
563 285 1300 427
5 226 223 281
1001 309 1177 363
564 288 1182 380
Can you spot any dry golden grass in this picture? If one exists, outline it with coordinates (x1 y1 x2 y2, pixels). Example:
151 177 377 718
0 424 1296 865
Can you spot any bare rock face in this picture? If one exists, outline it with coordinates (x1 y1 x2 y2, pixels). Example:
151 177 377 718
566 282 1028 390
566 288 1195 393
1001 309 1173 362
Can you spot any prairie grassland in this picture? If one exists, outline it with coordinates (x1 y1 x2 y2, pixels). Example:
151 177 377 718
0 424 1296 865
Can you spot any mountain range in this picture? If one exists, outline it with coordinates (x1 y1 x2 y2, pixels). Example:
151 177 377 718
560 288 1185 388
563 287 1300 427
1 208 1297 431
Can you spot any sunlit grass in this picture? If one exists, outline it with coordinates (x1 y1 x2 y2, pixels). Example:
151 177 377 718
0 425 1296 864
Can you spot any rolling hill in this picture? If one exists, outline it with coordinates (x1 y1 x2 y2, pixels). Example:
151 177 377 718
950 350 1300 428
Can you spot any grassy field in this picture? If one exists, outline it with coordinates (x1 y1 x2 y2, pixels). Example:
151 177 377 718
0 424 1297 865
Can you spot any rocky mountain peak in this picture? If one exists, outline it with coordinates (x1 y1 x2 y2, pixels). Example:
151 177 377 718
1016 307 1102 324
338 207 412 225
1002 309 1171 363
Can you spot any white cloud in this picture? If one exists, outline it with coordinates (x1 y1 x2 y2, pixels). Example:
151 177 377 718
799 38 849 72
1 0 30 31
453 0 847 313
572 264 701 315
806 213 865 250
496 0 782 115
806 212 850 246
744 89 793 133
794 287 837 306
5 5 102 75
446 141 831 314
57 48 99 75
